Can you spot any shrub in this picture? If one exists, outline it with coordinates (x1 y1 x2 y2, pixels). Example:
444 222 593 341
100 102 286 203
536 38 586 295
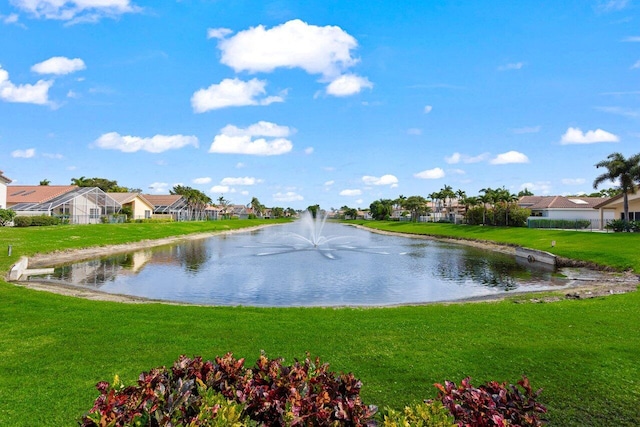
528 219 592 230
29 215 60 226
0 208 16 226
434 376 547 427
380 401 455 426
606 219 640 232
133 217 174 223
231 353 377 426
81 353 377 427
13 216 32 227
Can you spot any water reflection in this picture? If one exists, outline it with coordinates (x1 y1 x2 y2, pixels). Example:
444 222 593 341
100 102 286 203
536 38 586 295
32 222 568 306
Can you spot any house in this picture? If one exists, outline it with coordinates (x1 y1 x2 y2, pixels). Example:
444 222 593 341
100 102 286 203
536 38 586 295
107 192 154 220
0 170 11 208
142 194 189 221
7 185 121 224
593 190 640 223
518 195 614 229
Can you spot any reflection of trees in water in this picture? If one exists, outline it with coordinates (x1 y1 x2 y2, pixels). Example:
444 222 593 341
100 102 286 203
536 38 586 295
52 256 126 287
148 240 210 274
405 243 521 291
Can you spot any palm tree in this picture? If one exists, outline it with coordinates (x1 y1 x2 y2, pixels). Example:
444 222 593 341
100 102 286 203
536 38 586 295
593 152 640 223
39 179 51 186
217 195 231 219
440 185 455 220
479 187 497 225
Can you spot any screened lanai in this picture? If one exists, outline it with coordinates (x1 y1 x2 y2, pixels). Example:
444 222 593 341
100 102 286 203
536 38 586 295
10 187 121 224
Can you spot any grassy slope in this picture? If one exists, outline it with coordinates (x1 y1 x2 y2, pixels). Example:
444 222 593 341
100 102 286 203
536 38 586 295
0 221 639 426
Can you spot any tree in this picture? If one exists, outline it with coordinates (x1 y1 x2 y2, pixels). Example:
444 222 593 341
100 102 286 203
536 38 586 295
402 195 429 222
217 195 232 219
271 207 284 218
518 188 533 197
250 197 265 217
593 152 640 223
369 198 394 220
171 185 212 220
440 185 455 220
39 179 50 186
70 176 131 192
306 204 320 218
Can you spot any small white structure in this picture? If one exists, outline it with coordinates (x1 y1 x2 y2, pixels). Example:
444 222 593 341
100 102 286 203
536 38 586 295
0 170 11 208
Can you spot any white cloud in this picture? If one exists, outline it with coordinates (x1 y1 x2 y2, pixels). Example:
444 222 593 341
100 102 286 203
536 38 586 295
207 27 232 39
424 105 433 114
220 177 262 186
340 189 362 196
192 177 212 185
67 90 79 98
445 152 489 164
210 185 231 193
31 56 85 75
414 167 445 179
148 182 169 194
11 148 35 158
209 121 294 156
512 125 541 134
240 190 249 196
595 106 639 118
273 191 304 202
42 152 63 159
598 0 629 12
191 78 284 112
11 0 140 23
362 174 398 186
0 65 52 105
631 60 640 69
562 178 586 185
622 36 640 42
560 127 619 144
218 19 360 79
449 168 466 175
520 181 552 195
304 147 314 154
490 151 529 165
326 74 372 96
236 162 246 168
498 62 524 71
3 13 20 24
94 132 199 153
407 128 422 135
324 180 335 186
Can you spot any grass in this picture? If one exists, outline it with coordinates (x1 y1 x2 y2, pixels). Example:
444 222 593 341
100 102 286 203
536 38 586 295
0 220 639 426
353 220 640 271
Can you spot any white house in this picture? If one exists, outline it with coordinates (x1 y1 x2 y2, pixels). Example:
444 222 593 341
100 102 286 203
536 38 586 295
0 170 11 209
518 195 615 228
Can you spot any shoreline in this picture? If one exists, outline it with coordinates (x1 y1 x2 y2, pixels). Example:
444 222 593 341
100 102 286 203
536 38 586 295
9 222 639 306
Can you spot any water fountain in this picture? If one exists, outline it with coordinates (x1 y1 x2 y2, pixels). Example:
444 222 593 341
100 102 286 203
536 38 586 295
251 211 388 259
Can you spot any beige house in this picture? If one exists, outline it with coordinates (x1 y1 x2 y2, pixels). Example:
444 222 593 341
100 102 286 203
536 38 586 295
594 190 640 223
0 170 11 208
107 192 154 220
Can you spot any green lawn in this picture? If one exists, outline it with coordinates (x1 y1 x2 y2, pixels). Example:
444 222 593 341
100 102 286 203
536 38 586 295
0 221 639 426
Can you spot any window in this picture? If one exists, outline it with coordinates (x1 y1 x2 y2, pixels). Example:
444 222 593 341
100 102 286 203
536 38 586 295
144 210 151 219
90 208 100 219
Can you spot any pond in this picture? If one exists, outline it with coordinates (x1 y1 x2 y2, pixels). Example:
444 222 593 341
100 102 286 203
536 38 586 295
31 221 569 307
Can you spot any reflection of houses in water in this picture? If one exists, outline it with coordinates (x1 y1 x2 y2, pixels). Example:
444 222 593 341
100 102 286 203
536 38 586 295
52 251 154 287
47 239 211 287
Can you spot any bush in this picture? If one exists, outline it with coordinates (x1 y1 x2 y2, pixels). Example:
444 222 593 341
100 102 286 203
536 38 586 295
606 219 640 232
29 215 60 226
81 353 377 427
434 376 547 427
13 216 32 227
528 219 592 230
380 401 455 426
0 208 16 226
133 217 174 223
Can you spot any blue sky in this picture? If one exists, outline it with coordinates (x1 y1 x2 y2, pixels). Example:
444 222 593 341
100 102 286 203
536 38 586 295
1 0 639 209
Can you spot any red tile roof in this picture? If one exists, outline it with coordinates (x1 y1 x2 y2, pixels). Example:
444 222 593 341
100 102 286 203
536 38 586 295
142 194 184 207
7 185 78 204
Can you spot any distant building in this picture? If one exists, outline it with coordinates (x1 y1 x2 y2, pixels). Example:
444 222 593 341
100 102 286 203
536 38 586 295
518 195 615 229
593 189 640 222
107 192 154 220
